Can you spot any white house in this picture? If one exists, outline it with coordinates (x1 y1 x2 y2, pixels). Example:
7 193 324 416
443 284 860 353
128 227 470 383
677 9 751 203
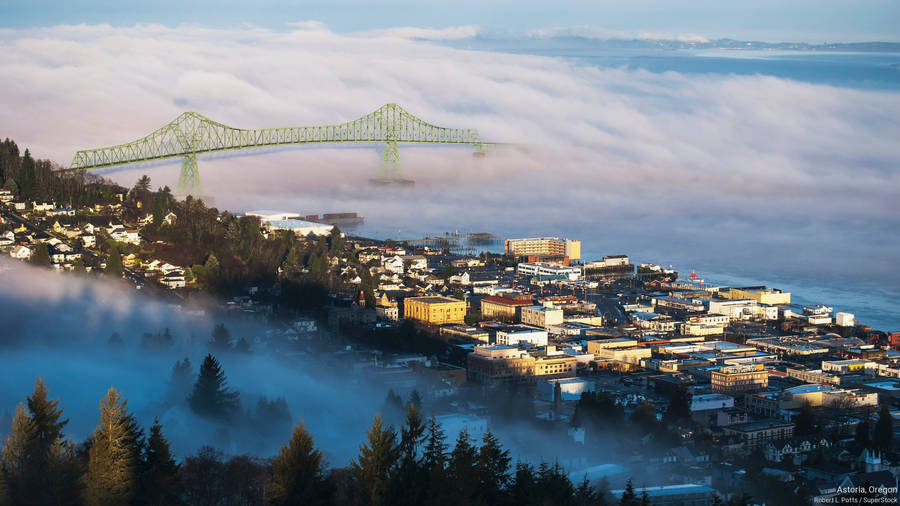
160 270 187 289
382 255 405 275
80 235 96 248
9 245 32 260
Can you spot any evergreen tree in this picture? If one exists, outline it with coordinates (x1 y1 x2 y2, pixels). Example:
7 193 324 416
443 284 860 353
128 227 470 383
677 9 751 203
169 358 193 401
630 400 659 435
139 417 180 505
477 430 511 504
619 478 639 506
19 149 35 198
855 416 871 449
509 461 537 504
209 323 231 352
188 354 240 419
328 225 344 254
271 420 332 506
30 243 51 267
0 404 31 502
105 245 123 277
133 175 152 193
0 468 9 506
23 378 78 506
574 475 605 506
447 429 479 504
389 403 427 506
536 461 575 504
351 415 398 506
422 416 448 505
874 403 893 453
795 402 817 437
662 386 691 426
83 387 141 506
408 390 423 411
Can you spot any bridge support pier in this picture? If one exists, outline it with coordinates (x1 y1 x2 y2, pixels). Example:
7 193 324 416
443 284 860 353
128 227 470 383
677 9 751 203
369 141 414 186
178 153 201 191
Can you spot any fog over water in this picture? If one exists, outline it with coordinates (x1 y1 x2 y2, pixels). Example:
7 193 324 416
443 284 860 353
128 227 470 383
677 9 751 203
1 23 896 327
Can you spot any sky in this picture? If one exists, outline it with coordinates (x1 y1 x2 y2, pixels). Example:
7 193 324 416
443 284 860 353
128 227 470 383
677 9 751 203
2 0 900 42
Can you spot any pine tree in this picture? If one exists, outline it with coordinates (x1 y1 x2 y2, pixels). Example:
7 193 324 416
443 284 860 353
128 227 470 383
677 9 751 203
30 243 51 267
619 478 639 506
351 415 398 506
209 323 231 352
19 150 35 198
0 404 31 502
133 175 151 193
140 418 180 505
874 403 893 453
271 420 332 506
83 387 141 506
105 245 123 277
389 403 427 506
422 416 448 505
795 402 817 436
446 429 479 504
0 468 9 506
23 378 77 506
855 416 871 448
477 430 511 504
188 354 240 419
662 386 691 426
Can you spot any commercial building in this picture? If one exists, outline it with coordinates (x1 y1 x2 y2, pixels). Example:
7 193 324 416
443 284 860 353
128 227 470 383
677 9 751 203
722 420 795 449
481 294 534 322
516 262 581 281
532 346 578 379
466 345 535 383
403 296 466 325
711 364 769 395
440 324 490 343
520 306 564 330
495 326 549 348
724 286 791 305
504 237 581 260
246 210 335 237
582 255 634 280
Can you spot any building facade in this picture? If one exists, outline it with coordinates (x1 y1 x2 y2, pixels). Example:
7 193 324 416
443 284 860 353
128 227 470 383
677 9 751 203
504 237 581 260
403 296 466 325
711 364 769 395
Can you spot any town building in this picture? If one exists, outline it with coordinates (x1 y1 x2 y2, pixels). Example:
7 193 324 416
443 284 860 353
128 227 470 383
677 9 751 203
403 296 466 325
480 294 534 322
466 345 535 383
520 305 564 330
516 262 581 281
722 420 796 449
532 346 577 379
711 364 769 395
495 326 548 348
582 255 634 280
723 286 791 305
504 237 581 260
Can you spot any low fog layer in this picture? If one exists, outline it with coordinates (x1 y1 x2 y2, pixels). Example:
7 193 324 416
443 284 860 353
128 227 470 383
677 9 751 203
0 258 384 465
0 23 897 325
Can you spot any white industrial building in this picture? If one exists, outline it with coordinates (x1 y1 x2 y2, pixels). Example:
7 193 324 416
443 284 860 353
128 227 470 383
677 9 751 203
495 326 549 348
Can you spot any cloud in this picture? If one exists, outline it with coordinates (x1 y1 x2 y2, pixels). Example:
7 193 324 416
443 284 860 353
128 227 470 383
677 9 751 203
363 25 479 41
527 26 709 43
0 22 897 325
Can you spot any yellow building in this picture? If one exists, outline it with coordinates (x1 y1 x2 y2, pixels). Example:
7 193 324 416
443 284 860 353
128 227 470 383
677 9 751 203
725 287 791 305
504 237 581 260
404 296 466 324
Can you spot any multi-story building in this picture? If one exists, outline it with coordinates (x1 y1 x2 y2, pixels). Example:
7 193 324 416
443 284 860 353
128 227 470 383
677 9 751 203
466 345 535 383
403 296 466 325
439 324 490 343
582 255 634 280
532 346 577 379
504 237 581 260
722 420 795 449
495 326 548 348
516 262 581 281
520 306 564 330
723 286 791 305
481 294 534 321
711 364 769 395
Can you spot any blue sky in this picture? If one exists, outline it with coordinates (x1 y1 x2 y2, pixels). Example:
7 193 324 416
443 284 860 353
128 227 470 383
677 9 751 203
2 0 899 42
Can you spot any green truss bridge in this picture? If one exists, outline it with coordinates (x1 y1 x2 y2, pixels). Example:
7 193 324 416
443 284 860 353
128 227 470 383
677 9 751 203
68 103 490 188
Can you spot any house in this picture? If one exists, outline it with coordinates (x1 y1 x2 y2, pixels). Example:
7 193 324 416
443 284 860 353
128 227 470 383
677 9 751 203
402 255 427 271
448 272 472 286
80 235 96 248
160 270 187 289
163 212 177 225
382 255 405 274
32 202 56 212
764 437 831 463
9 245 32 260
0 231 14 248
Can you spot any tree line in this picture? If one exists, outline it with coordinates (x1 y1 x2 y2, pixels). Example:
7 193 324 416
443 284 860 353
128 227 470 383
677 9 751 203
0 376 699 506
